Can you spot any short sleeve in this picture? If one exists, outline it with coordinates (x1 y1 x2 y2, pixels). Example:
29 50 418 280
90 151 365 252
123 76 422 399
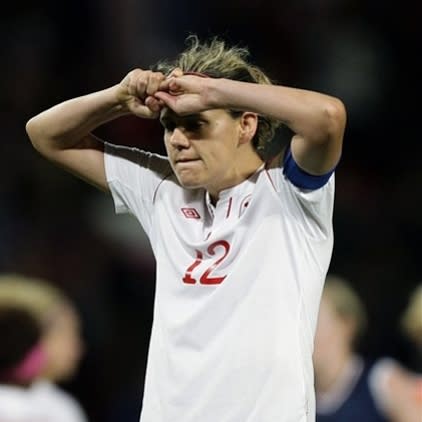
104 143 172 235
282 147 335 190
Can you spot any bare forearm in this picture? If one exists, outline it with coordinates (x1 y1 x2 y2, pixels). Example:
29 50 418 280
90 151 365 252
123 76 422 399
209 79 345 144
26 85 127 152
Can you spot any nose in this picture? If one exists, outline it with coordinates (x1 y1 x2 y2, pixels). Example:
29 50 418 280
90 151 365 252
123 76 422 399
169 127 190 149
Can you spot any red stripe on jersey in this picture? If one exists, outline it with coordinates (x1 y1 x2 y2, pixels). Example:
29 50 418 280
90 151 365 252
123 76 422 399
265 169 277 192
226 197 232 219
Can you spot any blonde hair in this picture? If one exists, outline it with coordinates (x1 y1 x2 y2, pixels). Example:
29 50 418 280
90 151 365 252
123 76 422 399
323 274 368 340
155 35 282 154
0 274 67 327
401 284 422 345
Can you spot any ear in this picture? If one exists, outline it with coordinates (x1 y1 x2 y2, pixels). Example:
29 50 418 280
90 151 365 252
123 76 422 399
238 112 258 145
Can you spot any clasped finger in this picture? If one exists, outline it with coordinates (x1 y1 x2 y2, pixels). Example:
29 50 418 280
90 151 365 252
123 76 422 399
146 71 166 97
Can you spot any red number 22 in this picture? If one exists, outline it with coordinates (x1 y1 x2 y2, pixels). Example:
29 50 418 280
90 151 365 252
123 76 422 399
182 240 230 285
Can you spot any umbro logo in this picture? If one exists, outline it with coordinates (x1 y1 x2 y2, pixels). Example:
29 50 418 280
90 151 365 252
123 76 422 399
181 208 201 219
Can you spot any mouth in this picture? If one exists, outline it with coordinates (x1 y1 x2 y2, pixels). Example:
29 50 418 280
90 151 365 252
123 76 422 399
175 158 200 164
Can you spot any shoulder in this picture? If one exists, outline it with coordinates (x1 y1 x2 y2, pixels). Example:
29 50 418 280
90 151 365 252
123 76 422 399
104 143 173 185
369 357 422 420
105 143 169 167
0 383 29 402
32 381 87 419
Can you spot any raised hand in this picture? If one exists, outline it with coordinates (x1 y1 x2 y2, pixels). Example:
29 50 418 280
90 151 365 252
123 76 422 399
116 69 166 118
154 70 214 116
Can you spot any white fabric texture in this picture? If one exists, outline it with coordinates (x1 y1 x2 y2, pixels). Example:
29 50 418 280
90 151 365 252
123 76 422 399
105 143 335 422
0 380 87 422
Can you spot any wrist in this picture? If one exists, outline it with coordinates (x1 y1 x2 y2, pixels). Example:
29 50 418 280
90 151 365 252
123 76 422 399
106 85 132 116
205 78 226 109
207 78 245 111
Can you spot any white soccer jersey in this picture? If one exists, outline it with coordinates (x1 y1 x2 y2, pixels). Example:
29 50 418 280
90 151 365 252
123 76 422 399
105 143 335 422
0 380 87 422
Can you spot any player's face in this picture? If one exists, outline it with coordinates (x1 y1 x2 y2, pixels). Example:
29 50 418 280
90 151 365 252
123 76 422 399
313 297 355 367
161 109 244 198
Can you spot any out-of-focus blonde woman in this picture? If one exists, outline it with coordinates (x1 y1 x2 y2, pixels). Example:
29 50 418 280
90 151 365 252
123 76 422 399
0 273 87 421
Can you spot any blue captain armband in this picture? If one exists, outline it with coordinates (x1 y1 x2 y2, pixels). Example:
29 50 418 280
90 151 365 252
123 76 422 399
282 147 335 190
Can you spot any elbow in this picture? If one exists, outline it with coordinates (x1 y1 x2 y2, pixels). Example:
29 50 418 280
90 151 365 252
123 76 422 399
25 116 51 155
324 97 347 140
25 116 41 150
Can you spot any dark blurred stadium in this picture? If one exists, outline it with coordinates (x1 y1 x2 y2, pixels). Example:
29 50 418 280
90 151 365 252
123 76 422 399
1 1 420 420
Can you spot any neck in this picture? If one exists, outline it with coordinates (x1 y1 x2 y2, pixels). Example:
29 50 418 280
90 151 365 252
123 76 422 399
315 348 354 394
208 152 264 204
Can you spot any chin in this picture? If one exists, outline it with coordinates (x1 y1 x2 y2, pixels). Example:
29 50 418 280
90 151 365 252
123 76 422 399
178 178 203 190
175 172 204 190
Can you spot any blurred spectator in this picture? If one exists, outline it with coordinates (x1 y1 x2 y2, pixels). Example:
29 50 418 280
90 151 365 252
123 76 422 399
401 284 422 353
377 283 422 422
314 275 422 422
0 274 87 421
0 304 84 421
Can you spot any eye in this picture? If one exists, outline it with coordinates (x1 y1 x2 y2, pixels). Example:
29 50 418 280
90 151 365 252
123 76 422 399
185 120 205 132
185 122 200 131
161 120 176 132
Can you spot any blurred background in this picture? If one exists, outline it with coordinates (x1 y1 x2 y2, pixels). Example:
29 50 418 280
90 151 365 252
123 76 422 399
1 0 420 420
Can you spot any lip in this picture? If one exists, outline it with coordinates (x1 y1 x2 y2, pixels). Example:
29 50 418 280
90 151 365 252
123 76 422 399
175 158 200 164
